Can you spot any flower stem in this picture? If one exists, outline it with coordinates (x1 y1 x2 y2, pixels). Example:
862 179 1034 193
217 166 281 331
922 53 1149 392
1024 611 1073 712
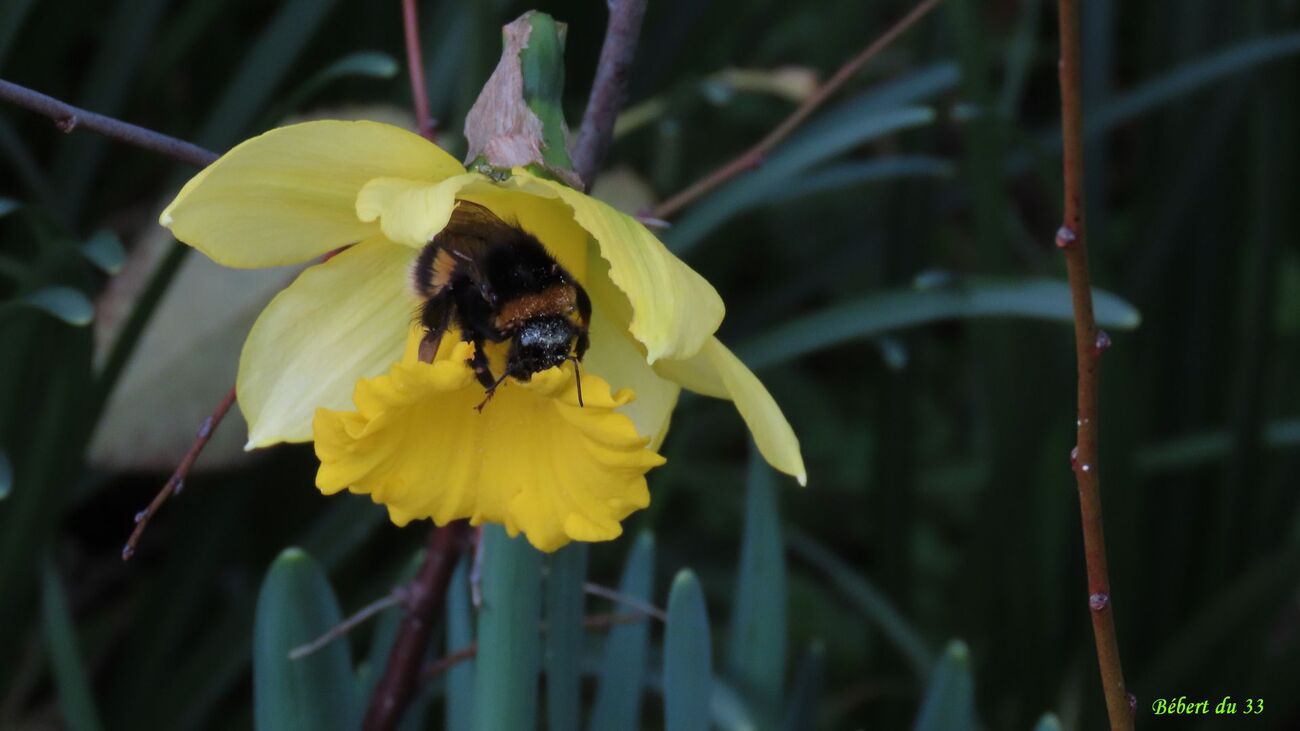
401 0 435 140
0 78 217 167
1055 0 1133 728
572 0 649 188
362 521 469 731
649 0 943 220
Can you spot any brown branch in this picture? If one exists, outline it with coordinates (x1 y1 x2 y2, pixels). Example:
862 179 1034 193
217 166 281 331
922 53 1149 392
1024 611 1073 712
363 521 469 731
1055 1 1133 729
650 0 943 220
401 0 436 140
290 586 411 660
420 612 649 682
121 387 236 560
572 0 650 188
583 581 666 621
0 78 217 168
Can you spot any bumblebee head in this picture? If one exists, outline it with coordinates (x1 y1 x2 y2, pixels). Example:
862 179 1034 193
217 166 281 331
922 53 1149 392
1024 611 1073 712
508 316 578 378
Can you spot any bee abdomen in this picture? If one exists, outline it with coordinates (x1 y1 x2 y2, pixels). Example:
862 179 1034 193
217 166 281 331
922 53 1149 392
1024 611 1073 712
412 244 457 298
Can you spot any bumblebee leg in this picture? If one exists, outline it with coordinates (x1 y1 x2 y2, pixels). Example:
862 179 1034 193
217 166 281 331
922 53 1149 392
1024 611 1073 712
418 296 452 363
467 338 496 392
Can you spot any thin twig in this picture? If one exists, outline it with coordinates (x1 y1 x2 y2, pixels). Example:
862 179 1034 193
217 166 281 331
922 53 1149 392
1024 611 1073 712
583 581 667 621
289 586 411 660
650 0 943 219
363 522 468 731
0 78 217 168
572 0 650 188
420 612 649 681
121 387 236 561
401 0 436 140
1055 0 1133 728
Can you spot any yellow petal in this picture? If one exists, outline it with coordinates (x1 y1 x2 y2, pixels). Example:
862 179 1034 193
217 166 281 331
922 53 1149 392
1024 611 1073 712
238 238 416 447
585 300 680 450
354 173 590 279
313 341 664 552
162 121 465 267
656 338 806 485
527 174 725 363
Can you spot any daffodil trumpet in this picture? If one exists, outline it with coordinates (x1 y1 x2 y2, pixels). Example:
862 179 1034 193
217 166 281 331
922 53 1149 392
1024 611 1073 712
160 119 804 551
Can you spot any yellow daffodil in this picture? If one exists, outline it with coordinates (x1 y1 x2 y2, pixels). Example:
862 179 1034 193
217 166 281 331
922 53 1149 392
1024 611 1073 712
160 120 803 551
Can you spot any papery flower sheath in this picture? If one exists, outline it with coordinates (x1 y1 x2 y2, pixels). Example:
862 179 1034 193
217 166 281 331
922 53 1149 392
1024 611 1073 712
161 120 804 551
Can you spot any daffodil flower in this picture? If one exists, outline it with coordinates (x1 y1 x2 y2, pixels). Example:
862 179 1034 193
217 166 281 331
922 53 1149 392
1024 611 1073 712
160 120 803 551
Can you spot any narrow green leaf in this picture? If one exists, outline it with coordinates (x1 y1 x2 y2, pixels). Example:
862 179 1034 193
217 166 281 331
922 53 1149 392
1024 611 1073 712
362 551 430 731
668 107 938 252
1032 713 1064 731
545 543 588 731
766 157 955 205
665 570 713 731
1137 418 1300 473
589 533 655 731
648 671 756 731
912 640 976 731
253 547 360 731
782 642 826 731
15 287 95 327
265 51 400 121
79 230 127 275
472 526 542 731
738 278 1142 370
786 531 931 679
446 555 476 731
728 452 786 727
0 448 10 500
195 0 343 148
41 559 105 731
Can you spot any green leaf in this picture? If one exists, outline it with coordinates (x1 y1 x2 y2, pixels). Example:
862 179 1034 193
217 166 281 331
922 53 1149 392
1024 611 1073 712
664 570 713 731
728 451 786 727
0 448 10 500
738 278 1142 370
0 197 19 218
472 526 542 731
913 640 976 731
253 547 361 731
41 559 105 731
668 107 938 252
782 642 825 731
79 230 127 275
545 543 588 731
14 287 95 326
445 555 476 731
667 63 959 252
265 51 401 122
1032 713 1064 731
786 531 931 679
766 156 955 205
589 533 655 731
1137 418 1300 473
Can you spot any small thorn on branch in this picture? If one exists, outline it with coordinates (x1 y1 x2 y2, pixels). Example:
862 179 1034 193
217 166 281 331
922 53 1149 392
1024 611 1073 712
55 115 78 133
1088 592 1110 612
121 386 236 561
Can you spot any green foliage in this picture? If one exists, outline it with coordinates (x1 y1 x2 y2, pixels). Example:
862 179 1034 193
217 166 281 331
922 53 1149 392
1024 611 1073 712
2 0 1299 729
252 548 361 731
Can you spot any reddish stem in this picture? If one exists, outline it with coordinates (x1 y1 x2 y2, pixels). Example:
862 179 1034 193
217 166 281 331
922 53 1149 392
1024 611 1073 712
402 0 435 140
1056 0 1133 728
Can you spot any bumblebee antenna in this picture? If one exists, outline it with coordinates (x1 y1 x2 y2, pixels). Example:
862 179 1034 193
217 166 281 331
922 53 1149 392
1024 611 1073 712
475 372 510 413
571 356 584 408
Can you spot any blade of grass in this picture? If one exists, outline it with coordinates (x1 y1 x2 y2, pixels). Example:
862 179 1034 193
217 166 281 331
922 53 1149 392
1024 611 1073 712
545 543 588 731
445 556 475 731
471 526 542 731
787 530 931 679
782 642 825 731
664 570 713 731
738 278 1141 370
40 558 105 731
728 452 787 727
588 533 655 731
912 640 975 731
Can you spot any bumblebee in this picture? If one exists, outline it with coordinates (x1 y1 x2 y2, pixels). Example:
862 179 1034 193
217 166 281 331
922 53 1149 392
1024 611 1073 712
412 200 591 409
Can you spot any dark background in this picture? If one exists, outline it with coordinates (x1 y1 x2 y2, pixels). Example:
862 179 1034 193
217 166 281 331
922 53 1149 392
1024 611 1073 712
1 0 1298 728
